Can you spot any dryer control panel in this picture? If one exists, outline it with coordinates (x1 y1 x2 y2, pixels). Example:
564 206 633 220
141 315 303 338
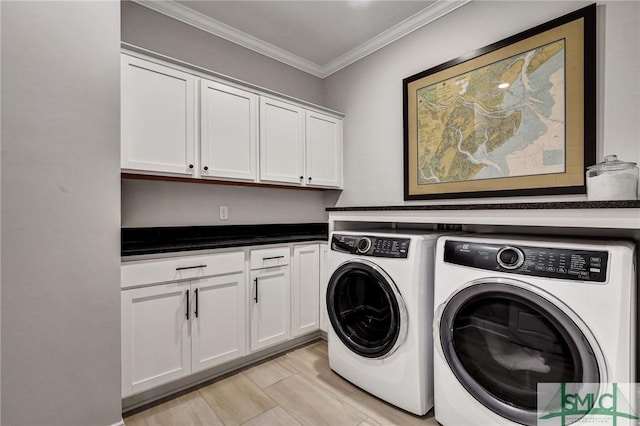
331 234 410 258
444 240 609 282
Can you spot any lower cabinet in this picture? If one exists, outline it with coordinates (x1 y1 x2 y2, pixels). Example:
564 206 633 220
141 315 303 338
292 244 320 337
319 243 329 333
121 251 246 398
191 273 246 373
121 242 324 398
121 282 191 397
249 247 291 351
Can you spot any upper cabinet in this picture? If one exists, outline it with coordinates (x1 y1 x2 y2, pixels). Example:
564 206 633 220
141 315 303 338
200 80 258 182
120 52 343 189
305 111 343 188
121 54 196 176
260 97 343 188
259 97 305 186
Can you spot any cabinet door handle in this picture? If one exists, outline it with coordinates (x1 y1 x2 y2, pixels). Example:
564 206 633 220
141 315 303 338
194 288 199 318
308 176 312 181
188 164 194 169
176 264 207 271
254 277 259 303
203 166 208 171
262 256 284 261
185 289 190 320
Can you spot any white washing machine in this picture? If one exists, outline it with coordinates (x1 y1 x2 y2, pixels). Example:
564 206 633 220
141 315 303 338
326 229 444 415
433 234 636 425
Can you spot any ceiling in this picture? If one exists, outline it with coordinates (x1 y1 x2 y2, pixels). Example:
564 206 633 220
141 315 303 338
132 0 470 78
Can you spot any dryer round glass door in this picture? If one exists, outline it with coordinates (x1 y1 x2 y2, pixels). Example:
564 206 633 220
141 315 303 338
438 280 601 425
327 259 407 359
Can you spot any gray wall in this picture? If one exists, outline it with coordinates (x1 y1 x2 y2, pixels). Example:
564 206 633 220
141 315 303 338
121 0 329 228
324 1 640 207
1 2 121 425
122 179 330 227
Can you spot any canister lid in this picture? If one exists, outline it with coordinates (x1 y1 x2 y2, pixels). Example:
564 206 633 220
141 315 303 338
586 155 637 172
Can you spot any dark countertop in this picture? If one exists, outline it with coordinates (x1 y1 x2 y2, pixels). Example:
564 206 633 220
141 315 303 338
122 223 328 257
326 200 640 211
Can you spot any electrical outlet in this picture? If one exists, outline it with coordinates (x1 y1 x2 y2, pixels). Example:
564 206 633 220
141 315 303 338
219 206 228 220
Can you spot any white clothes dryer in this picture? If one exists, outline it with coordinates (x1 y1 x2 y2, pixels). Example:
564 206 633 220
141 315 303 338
433 234 636 425
326 230 444 415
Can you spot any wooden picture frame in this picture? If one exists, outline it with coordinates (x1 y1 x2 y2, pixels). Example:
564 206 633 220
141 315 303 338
403 4 596 200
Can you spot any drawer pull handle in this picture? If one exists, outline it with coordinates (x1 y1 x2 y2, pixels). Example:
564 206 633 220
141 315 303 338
262 256 284 261
176 264 207 271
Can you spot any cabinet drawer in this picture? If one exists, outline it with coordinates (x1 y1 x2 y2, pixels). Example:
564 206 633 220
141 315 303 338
122 251 245 288
250 246 290 270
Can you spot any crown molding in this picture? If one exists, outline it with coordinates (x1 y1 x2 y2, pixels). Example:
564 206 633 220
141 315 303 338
321 0 471 77
131 0 471 79
131 0 323 76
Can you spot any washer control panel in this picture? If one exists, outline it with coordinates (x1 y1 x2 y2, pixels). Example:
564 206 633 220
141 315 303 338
331 234 410 258
444 240 609 283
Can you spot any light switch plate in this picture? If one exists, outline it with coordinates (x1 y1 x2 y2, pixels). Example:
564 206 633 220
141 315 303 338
219 206 228 220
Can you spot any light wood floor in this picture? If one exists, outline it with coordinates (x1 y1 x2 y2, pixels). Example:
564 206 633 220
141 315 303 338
124 340 438 426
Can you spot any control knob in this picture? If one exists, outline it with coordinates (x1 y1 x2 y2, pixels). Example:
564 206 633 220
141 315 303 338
356 237 372 254
497 246 525 270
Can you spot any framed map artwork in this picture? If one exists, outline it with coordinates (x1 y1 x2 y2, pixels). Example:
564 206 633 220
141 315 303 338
403 4 596 200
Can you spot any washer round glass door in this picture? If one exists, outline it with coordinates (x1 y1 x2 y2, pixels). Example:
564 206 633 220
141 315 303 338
327 259 407 359
438 280 601 425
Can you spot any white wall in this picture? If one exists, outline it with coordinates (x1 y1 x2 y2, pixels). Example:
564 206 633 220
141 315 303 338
324 1 640 207
122 179 329 227
1 2 121 425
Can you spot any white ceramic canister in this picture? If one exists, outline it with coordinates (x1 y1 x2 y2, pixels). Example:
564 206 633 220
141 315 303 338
586 155 638 201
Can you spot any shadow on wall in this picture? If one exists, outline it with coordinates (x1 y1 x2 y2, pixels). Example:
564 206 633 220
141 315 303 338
121 178 334 227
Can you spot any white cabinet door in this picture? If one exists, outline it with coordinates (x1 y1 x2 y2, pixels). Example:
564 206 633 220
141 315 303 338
121 55 196 175
191 273 247 373
250 266 291 351
292 244 320 337
319 243 329 333
200 80 257 181
121 282 190 397
259 97 305 185
305 111 343 188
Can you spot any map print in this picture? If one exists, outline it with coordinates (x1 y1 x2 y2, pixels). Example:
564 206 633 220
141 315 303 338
415 40 565 185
